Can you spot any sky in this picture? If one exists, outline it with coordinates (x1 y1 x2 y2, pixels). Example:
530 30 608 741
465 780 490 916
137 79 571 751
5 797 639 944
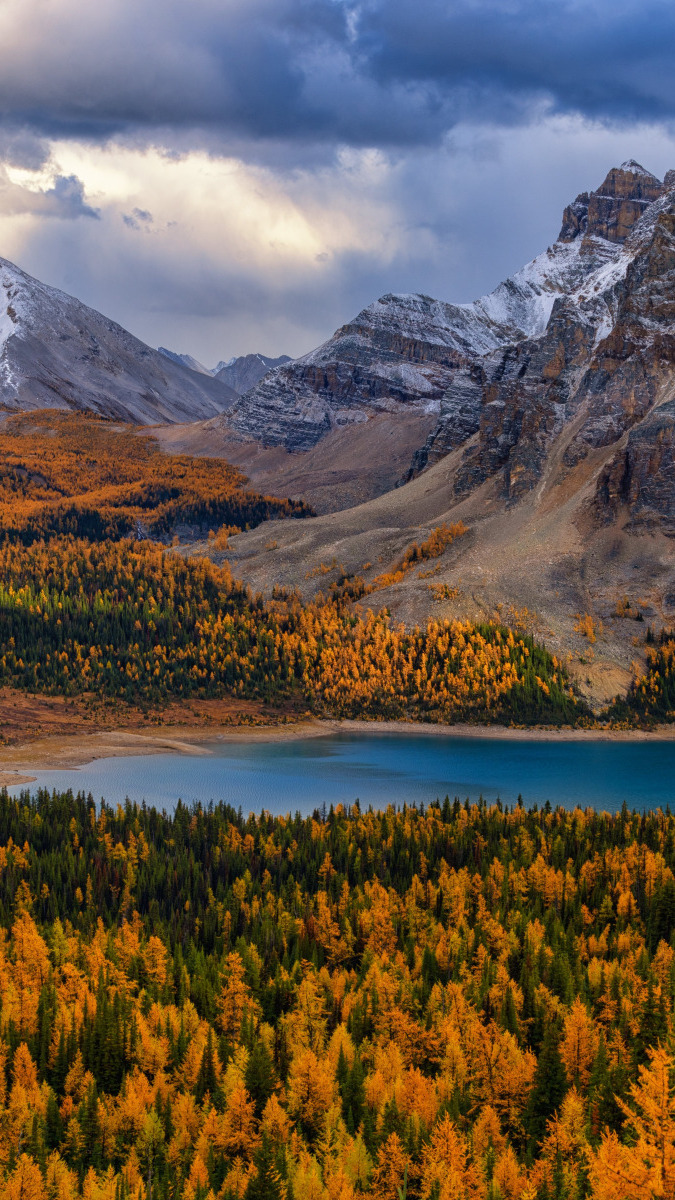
2 1 675 366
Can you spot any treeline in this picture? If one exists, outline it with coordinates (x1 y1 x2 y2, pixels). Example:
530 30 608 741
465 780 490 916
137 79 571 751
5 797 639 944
1 792 675 1197
0 537 581 721
0 410 311 543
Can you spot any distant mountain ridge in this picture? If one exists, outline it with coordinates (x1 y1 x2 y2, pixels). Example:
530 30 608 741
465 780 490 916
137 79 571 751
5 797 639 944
0 260 238 423
157 347 214 377
214 353 292 395
157 347 292 395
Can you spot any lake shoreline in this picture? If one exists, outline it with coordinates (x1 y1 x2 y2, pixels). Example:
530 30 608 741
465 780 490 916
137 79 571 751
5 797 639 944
2 715 675 788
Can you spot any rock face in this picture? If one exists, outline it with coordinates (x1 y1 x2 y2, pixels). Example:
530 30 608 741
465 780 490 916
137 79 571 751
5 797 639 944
215 353 292 395
596 398 675 533
0 259 237 423
559 160 664 243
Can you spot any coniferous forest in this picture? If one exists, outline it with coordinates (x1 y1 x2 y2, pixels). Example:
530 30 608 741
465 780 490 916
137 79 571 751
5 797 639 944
2 791 675 1199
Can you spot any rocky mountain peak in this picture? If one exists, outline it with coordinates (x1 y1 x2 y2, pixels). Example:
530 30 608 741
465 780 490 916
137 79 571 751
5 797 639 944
597 160 662 200
559 161 665 244
618 158 655 176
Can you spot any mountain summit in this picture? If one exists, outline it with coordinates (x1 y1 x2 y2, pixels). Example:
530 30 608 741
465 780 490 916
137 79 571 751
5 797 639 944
558 159 665 243
220 161 675 473
215 160 675 530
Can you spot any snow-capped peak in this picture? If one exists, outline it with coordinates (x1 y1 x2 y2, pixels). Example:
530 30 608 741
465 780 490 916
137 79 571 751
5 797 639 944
618 159 655 176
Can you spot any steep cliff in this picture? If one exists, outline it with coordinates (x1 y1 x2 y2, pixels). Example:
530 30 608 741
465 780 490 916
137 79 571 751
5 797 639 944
414 160 675 522
217 161 675 706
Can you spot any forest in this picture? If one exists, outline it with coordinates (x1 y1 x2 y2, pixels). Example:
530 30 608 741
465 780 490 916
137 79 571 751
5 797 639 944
1 791 675 1199
612 630 675 722
0 410 668 726
0 412 311 542
0 536 580 723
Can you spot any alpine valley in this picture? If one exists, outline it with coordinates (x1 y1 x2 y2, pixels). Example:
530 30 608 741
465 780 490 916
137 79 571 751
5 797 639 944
5 156 675 1200
3 160 675 715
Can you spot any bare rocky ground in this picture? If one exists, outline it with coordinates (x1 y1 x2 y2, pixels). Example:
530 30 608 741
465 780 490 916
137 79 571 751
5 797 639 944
151 411 436 514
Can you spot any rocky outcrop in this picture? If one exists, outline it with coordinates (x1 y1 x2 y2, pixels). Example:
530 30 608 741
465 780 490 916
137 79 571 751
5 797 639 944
224 294 507 450
595 395 675 532
0 259 237 423
452 297 599 500
213 159 675 547
225 232 621 452
559 160 665 244
408 363 486 474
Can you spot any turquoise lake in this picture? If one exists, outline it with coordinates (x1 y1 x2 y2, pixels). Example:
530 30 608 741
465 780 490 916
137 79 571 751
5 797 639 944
7 732 675 813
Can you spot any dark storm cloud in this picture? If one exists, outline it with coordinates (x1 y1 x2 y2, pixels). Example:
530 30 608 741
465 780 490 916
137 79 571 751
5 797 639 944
2 0 675 156
6 0 675 366
359 0 675 125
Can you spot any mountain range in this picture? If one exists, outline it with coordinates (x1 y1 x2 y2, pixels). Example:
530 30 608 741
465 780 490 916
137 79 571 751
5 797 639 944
157 348 291 394
0 260 239 423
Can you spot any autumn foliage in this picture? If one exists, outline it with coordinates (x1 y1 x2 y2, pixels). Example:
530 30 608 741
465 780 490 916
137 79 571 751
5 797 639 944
0 410 311 542
0 536 579 720
0 794 675 1197
618 631 675 721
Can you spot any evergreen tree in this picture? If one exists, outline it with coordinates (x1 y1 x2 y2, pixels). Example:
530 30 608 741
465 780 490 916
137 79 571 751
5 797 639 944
525 1022 567 1146
195 1029 218 1103
245 1134 285 1200
245 1037 278 1118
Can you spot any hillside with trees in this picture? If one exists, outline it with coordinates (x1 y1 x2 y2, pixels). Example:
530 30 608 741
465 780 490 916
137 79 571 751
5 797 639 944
1 792 674 1198
0 412 311 543
0 537 581 724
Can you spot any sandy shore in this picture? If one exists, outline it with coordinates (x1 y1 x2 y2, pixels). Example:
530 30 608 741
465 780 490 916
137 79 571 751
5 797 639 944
1 716 674 788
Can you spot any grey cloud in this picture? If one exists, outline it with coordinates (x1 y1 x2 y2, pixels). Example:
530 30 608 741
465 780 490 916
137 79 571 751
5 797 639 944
1 0 675 157
358 0 675 125
0 126 51 170
122 208 153 229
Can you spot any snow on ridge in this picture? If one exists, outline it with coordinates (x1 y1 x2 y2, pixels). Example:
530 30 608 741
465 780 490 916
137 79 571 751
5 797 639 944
472 237 606 341
618 159 658 178
298 232 626 370
0 259 33 361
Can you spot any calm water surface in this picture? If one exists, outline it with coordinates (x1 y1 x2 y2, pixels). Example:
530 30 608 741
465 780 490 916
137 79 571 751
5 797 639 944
8 733 675 814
